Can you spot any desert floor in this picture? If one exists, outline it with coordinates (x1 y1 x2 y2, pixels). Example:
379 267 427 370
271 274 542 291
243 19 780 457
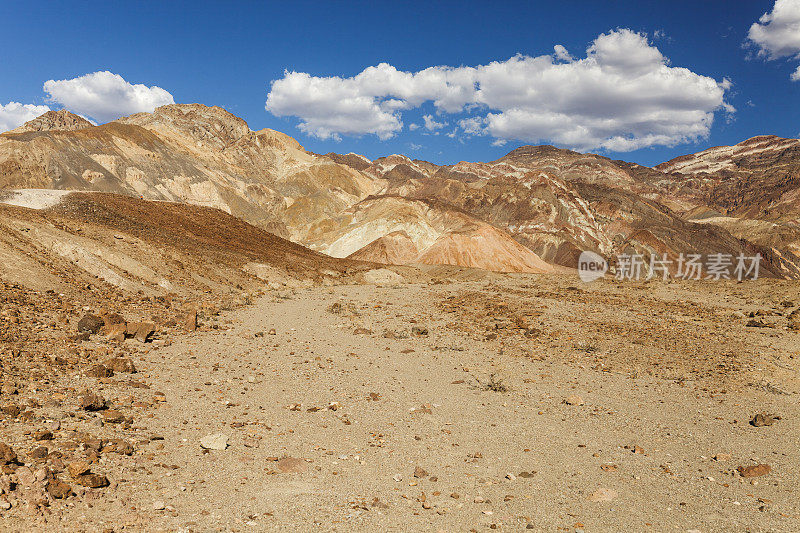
2 274 799 532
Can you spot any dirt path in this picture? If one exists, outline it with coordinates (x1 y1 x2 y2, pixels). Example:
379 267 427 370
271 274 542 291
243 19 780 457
12 280 799 532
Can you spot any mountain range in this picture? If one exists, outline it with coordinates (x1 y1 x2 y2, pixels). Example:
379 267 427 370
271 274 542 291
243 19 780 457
2 104 799 278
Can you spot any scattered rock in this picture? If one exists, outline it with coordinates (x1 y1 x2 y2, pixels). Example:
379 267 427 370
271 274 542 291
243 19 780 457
33 430 53 441
103 439 134 456
788 309 800 331
67 461 91 478
737 464 771 478
104 357 136 373
565 395 585 406
0 443 19 465
183 309 198 332
1 404 20 417
411 326 429 336
86 364 114 378
199 433 228 450
587 487 618 502
103 322 127 342
102 410 125 424
276 457 307 473
80 391 107 411
750 412 779 427
127 322 156 343
46 478 73 499
75 473 110 488
713 453 732 462
153 500 166 511
413 466 428 478
77 313 104 334
29 446 48 460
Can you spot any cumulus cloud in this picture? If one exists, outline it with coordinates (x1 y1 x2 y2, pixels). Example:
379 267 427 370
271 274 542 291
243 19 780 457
423 114 446 131
748 0 800 59
0 102 51 133
747 0 800 80
265 29 730 151
553 45 573 62
43 71 174 123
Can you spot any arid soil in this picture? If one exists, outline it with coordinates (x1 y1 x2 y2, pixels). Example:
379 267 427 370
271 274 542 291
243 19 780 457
1 273 798 532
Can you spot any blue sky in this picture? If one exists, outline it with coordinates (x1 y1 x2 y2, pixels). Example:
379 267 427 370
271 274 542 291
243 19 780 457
1 0 798 166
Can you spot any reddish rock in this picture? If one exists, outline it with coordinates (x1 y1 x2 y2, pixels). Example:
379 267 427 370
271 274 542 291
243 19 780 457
102 313 126 326
80 391 107 411
276 457 307 473
67 461 91 478
127 322 156 342
103 322 127 342
77 313 104 334
46 478 73 499
74 473 109 488
104 357 136 373
183 309 198 332
1 404 20 417
102 410 125 424
103 439 134 455
86 364 114 378
738 464 771 478
0 443 19 465
29 447 48 460
33 430 53 441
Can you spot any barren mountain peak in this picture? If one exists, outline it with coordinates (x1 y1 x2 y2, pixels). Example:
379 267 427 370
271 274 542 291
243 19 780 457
5 109 94 134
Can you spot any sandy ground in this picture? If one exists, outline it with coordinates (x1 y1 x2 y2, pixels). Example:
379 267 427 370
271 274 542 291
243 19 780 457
3 275 799 532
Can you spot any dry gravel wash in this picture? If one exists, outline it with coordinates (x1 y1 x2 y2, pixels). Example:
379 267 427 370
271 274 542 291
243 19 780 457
5 278 800 532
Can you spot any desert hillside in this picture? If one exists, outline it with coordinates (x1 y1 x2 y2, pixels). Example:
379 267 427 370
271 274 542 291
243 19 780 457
3 105 799 277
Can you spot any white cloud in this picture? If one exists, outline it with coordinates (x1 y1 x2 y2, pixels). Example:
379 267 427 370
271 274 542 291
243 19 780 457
423 114 446 131
748 0 800 59
408 123 420 131
553 45 573 62
458 116 487 136
43 71 174 123
747 0 800 80
0 102 51 133
265 29 730 152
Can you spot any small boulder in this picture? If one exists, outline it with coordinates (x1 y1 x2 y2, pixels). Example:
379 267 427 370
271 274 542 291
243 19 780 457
46 478 73 499
127 322 156 343
183 310 198 332
750 412 779 427
199 433 228 450
103 322 127 342
0 443 19 465
80 391 107 411
104 357 136 373
738 464 771 478
565 395 585 406
67 461 91 478
86 364 114 378
276 457 307 473
77 313 104 334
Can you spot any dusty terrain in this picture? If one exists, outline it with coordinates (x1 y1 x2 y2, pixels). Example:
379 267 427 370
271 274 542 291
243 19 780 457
1 110 800 531
1 270 798 532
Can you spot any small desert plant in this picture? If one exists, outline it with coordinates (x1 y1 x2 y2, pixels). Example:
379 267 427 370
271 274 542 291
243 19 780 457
574 342 597 353
481 373 508 393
